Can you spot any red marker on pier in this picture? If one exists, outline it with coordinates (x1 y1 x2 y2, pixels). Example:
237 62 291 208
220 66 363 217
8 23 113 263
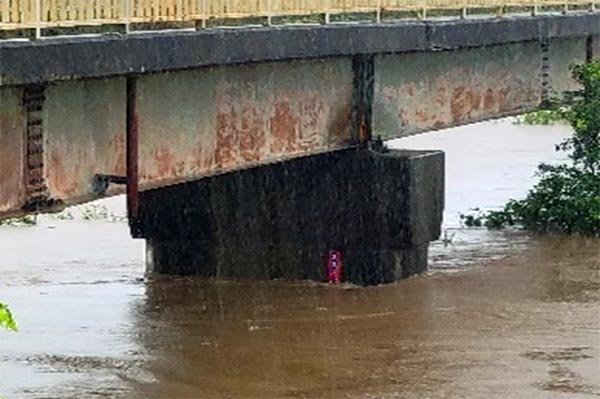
326 250 343 284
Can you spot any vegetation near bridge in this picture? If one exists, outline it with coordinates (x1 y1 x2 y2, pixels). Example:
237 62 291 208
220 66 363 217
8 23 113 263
0 303 17 332
464 61 600 236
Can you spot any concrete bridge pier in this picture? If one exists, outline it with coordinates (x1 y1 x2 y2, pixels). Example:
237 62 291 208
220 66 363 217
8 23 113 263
138 148 444 286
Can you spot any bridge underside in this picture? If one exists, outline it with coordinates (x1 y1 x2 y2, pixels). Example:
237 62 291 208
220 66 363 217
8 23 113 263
0 35 593 217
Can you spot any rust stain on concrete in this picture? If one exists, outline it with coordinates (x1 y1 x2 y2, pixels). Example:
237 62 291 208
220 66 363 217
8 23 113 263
483 88 496 111
328 107 353 146
450 86 483 122
239 105 267 163
133 59 354 190
297 95 325 152
271 101 298 155
47 148 74 198
215 103 240 169
40 78 127 206
108 133 126 177
374 42 544 138
3 60 355 216
154 146 177 179
0 89 25 213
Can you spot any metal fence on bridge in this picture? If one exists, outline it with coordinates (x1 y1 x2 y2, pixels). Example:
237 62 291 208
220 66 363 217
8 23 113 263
0 0 598 37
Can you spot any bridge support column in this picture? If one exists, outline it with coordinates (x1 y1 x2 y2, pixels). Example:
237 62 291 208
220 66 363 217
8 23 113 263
138 148 444 286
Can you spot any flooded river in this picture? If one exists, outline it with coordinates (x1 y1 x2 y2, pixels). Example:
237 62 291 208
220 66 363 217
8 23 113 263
1 119 599 398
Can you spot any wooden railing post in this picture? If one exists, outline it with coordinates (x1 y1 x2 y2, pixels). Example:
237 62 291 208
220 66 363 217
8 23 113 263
35 0 42 39
176 0 182 22
200 0 206 29
496 4 504 17
124 0 131 33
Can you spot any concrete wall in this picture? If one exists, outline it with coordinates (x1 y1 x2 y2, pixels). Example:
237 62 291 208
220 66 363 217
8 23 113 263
548 37 588 94
373 41 543 139
0 58 354 213
371 37 589 140
0 88 25 213
137 59 353 188
44 78 126 202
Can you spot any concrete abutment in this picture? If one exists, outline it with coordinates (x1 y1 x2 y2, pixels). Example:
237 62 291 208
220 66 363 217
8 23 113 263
139 148 444 285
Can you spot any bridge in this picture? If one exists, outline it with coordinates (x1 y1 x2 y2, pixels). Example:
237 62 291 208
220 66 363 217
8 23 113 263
1 1 599 284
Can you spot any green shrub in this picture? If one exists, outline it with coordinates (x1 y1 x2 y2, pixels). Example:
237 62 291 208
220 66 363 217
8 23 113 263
468 62 600 236
0 215 37 227
0 303 17 332
514 109 568 125
81 204 110 220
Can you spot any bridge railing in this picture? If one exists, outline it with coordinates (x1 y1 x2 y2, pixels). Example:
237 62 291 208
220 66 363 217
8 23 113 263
0 0 597 37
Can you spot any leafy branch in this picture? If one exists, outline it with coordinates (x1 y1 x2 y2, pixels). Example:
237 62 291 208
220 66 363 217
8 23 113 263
0 303 17 332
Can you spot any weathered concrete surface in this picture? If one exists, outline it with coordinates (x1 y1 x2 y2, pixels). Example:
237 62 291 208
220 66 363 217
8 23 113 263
44 78 126 202
549 37 588 94
373 41 543 138
0 59 353 213
141 148 444 285
0 88 25 213
137 59 353 188
1 14 599 86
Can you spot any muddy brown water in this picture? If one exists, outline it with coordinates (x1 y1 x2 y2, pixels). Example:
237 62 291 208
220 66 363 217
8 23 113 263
1 119 599 398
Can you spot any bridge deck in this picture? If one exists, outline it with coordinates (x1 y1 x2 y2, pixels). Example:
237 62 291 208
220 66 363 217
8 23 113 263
1 13 598 86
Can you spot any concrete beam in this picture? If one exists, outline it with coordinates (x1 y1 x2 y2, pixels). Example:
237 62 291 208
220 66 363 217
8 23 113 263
0 87 25 214
372 36 588 139
1 14 599 86
0 58 356 216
